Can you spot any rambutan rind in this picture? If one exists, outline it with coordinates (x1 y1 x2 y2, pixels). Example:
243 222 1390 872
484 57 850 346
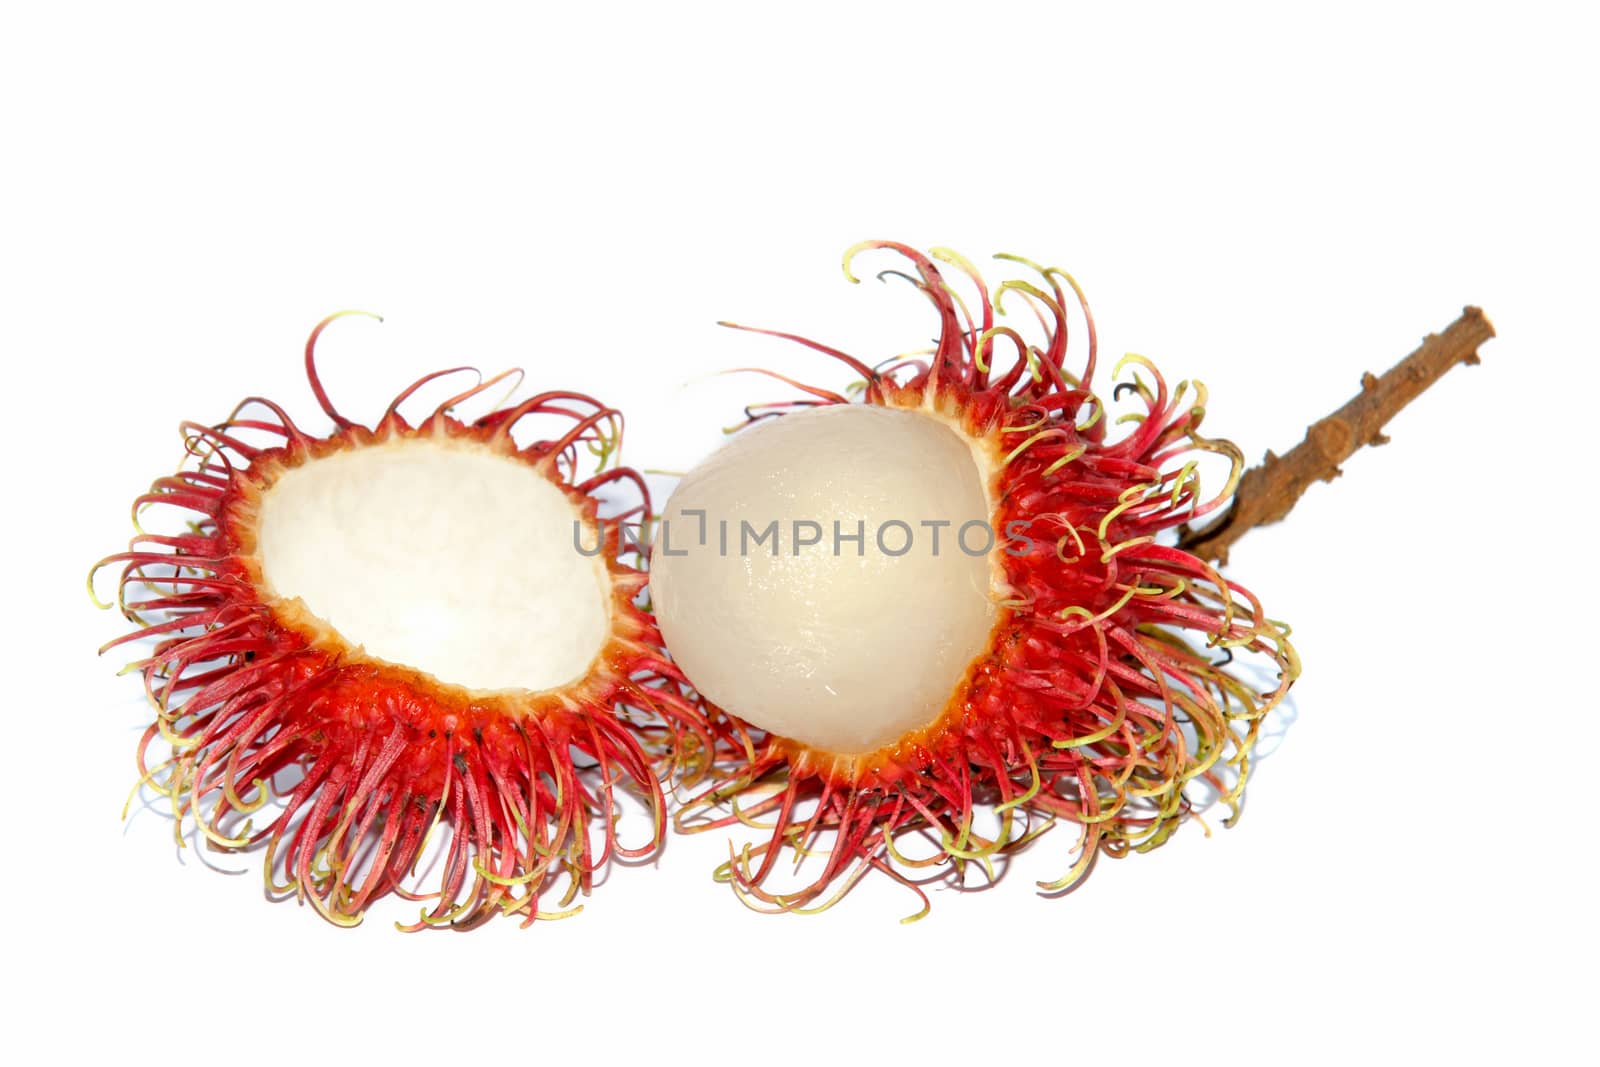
93 314 711 929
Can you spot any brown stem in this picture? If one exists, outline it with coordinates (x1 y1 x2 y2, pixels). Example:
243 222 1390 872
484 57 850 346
1179 307 1495 565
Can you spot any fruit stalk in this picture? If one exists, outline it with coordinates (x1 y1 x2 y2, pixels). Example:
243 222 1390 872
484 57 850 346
1181 306 1495 564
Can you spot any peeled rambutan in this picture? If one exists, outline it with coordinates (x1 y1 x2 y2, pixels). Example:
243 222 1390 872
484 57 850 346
654 243 1300 916
93 313 710 929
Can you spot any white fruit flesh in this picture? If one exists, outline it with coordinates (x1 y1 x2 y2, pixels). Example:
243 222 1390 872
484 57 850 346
253 437 610 693
650 403 997 755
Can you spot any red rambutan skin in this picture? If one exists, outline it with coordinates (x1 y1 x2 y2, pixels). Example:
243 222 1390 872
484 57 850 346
676 244 1299 917
95 315 710 929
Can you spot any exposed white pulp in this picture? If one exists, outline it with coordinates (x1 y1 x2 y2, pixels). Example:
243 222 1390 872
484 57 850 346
650 403 997 754
254 436 611 693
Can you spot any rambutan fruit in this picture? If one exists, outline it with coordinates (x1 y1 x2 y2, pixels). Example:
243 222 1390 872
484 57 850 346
654 243 1300 917
92 313 710 929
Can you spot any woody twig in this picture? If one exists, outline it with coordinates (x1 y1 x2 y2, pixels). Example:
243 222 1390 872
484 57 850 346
1181 307 1496 565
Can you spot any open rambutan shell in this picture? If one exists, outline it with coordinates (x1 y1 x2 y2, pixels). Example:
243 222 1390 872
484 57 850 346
93 313 710 929
656 243 1300 917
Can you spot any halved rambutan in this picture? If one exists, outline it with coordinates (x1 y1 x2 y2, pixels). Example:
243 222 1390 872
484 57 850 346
93 313 709 929
655 243 1300 916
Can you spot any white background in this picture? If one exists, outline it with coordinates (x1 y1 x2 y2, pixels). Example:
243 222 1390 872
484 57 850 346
3 2 1593 1062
